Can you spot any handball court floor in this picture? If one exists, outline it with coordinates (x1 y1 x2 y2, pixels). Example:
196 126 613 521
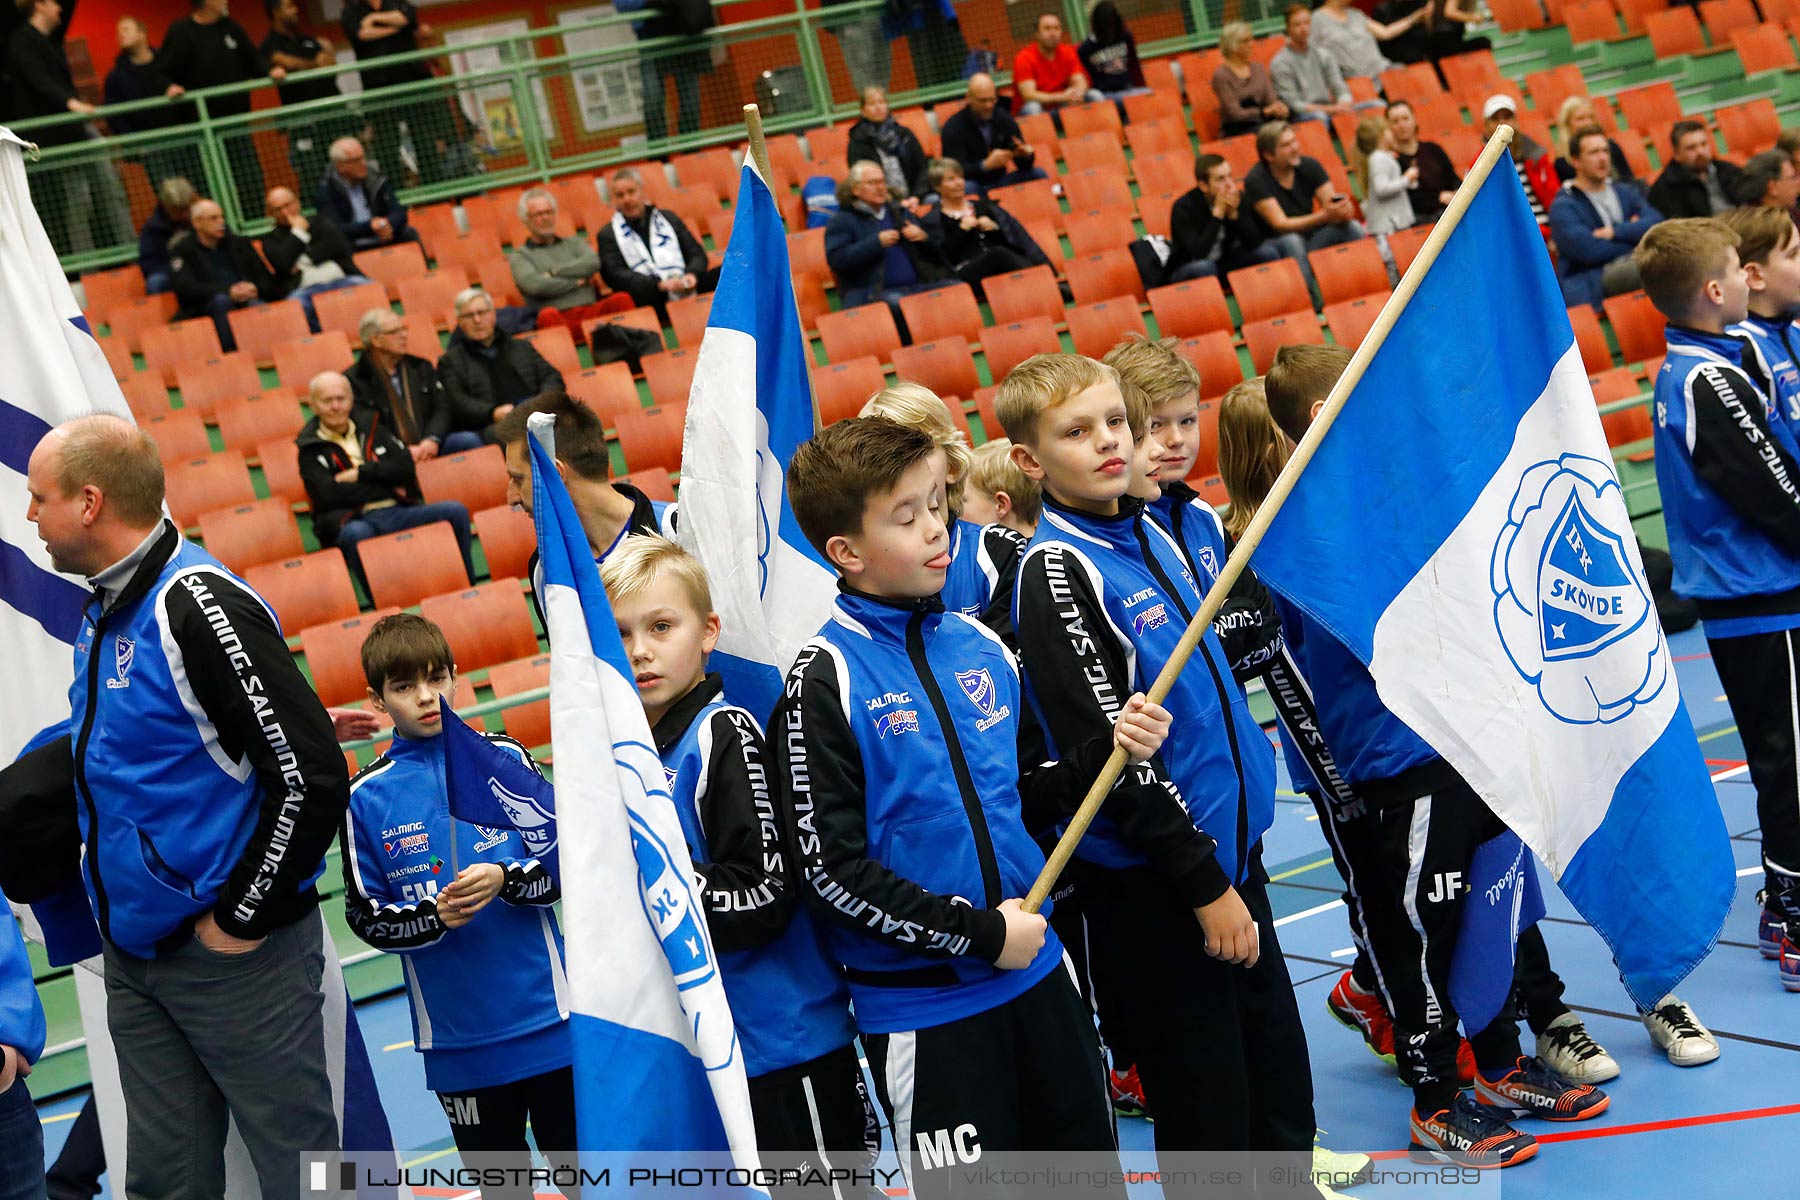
35 626 1796 1198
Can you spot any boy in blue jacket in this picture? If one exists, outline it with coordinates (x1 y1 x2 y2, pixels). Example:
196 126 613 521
771 416 1171 1198
339 614 574 1192
1 914 47 1200
1639 217 1800 992
599 534 878 1183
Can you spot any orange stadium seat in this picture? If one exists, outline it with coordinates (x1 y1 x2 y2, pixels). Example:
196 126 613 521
1567 305 1615 373
197 498 303 574
987 179 1062 230
582 308 664 359
1716 97 1783 155
106 292 178 354
787 228 829 284
1489 0 1549 29
361 522 471 609
1062 168 1133 214
1564 0 1622 42
1066 209 1138 258
615 403 687 474
1136 190 1182 240
1324 293 1391 350
643 347 699 406
972 387 1003 440
398 269 472 331
417 444 508 514
310 280 391 341
457 194 503 248
487 653 552 748
120 374 170 418
793 274 831 329
303 609 403 706
257 437 307 505
673 147 741 197
471 256 526 310
1229 259 1312 323
227 300 310 369
1176 331 1245 399
1123 99 1186 140
807 125 850 169
667 294 715 348
355 241 430 302
142 410 212 462
165 451 256 526
813 357 888 426
420 580 541 672
429 233 491 277
1615 81 1681 132
518 326 582 378
175 352 260 421
1149 278 1234 341
97 334 133 382
1389 225 1433 277
982 318 1061 381
1309 240 1391 307
474 504 537 581
1062 132 1129 177
143 318 223 387
1604 291 1666 363
1730 24 1796 77
1067 250 1145 306
1178 49 1224 108
1617 0 1671 36
1066 298 1148 359
410 202 461 252
217 389 304 454
622 468 675 503
1243 313 1325 373
80 265 146 326
899 283 982 346
1060 101 1122 140
1524 64 1586 117
891 337 981 403
274 331 354 393
1645 6 1704 57
552 176 612 236
1133 152 1195 197
565 363 642 420
1016 111 1062 162
404 313 443 364
818 304 903 364
245 549 360 633
1021 220 1064 269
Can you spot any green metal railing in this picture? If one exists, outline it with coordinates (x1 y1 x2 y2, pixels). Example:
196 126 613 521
12 0 1278 275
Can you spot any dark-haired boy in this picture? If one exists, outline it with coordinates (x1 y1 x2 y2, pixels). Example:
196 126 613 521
339 614 575 1195
771 416 1172 1197
1640 216 1800 992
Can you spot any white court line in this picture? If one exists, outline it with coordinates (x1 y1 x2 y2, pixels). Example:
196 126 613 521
1274 899 1344 928
1738 866 1764 878
1330 947 1356 958
1712 765 1750 782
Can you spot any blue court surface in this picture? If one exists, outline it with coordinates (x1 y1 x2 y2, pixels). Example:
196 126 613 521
35 627 1794 1198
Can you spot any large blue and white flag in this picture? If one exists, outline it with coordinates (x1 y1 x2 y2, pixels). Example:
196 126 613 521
1254 153 1734 1009
677 159 836 721
529 418 761 1172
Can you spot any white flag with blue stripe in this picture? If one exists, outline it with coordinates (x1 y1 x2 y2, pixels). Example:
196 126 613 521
529 418 762 1172
676 158 836 720
1253 154 1735 1009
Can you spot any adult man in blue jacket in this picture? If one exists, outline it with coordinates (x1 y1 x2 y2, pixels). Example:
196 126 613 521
1550 126 1662 309
317 135 423 253
20 414 346 1200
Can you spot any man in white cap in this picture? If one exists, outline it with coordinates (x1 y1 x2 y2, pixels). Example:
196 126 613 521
1482 94 1553 224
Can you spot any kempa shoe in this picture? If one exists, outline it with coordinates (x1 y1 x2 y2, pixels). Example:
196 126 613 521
1641 995 1721 1066
1311 1139 1372 1189
1408 1093 1539 1169
1108 1064 1150 1120
1758 890 1786 959
1327 971 1397 1065
1474 1054 1611 1121
1536 1012 1621 1083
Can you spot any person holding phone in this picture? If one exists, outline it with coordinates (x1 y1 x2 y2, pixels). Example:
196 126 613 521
1242 119 1366 307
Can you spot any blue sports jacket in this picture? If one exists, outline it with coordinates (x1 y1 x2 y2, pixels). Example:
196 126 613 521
0 917 45 1067
940 518 1026 639
656 674 855 1077
340 732 569 1093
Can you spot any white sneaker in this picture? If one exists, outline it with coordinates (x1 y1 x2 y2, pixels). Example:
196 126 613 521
1312 1138 1372 1190
1536 1012 1621 1083
1641 994 1721 1067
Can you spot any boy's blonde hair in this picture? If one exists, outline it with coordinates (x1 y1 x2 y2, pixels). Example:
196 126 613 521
1263 344 1351 445
1104 335 1201 413
1718 203 1796 269
599 534 714 619
1633 217 1741 320
967 438 1043 524
861 380 973 516
1215 380 1291 540
994 353 1121 444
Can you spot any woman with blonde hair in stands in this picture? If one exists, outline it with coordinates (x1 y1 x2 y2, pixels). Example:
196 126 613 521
1213 20 1289 137
1553 95 1636 188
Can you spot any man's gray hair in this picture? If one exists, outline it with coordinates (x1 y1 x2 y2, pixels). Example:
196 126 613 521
452 287 488 316
358 307 399 345
611 166 643 189
328 137 363 165
518 186 556 221
158 176 197 212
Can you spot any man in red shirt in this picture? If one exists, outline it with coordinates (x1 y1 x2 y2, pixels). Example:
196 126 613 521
1013 12 1101 115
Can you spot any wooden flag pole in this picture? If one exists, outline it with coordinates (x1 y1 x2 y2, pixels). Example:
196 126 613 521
1022 125 1518 912
743 102 825 433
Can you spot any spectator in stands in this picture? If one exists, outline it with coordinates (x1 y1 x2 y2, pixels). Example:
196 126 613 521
1412 0 1490 61
940 73 1046 191
168 197 273 351
261 0 343 194
1078 2 1150 101
340 0 442 184
1551 96 1636 190
847 86 931 204
1647 121 1741 220
1013 12 1101 117
348 307 474 460
1780 128 1800 226
885 0 967 91
1549 126 1662 309
1213 20 1288 138
438 288 564 445
105 16 198 189
262 186 372 331
596 167 718 322
1483 94 1556 222
511 187 602 313
317 136 422 253
615 0 710 143
1167 152 1281 281
1271 4 1370 126
8 0 120 258
919 157 1050 293
1311 0 1419 82
159 0 274 210
1735 149 1800 212
297 370 476 585
826 160 954 322
138 175 196 294
1244 120 1365 304
824 0 888 95
1386 99 1457 222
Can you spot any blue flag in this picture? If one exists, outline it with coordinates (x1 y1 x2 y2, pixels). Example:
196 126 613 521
1253 152 1734 1009
1449 832 1547 1034
440 703 559 881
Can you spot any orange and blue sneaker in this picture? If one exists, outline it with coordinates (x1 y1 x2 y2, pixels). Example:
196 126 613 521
1474 1055 1611 1122
1409 1092 1538 1168
1456 1037 1478 1086
1781 935 1800 992
1758 890 1786 959
1327 971 1397 1065
1109 1064 1150 1120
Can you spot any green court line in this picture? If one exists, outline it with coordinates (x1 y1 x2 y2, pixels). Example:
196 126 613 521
1700 724 1740 744
1269 855 1335 883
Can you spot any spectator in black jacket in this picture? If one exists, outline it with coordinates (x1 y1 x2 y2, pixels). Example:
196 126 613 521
826 161 953 330
1647 120 1743 221
918 157 1047 294
847 86 930 203
317 135 422 252
340 0 445 183
1166 153 1282 282
296 370 474 585
260 0 343 193
437 288 564 445
262 186 373 330
160 0 274 212
104 16 200 189
168 197 274 350
596 166 717 321
939 73 1047 192
138 175 196 294
346 307 476 459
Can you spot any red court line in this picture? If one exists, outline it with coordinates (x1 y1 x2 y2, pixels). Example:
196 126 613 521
1674 653 1712 661
1708 759 1747 770
1365 1100 1800 1159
